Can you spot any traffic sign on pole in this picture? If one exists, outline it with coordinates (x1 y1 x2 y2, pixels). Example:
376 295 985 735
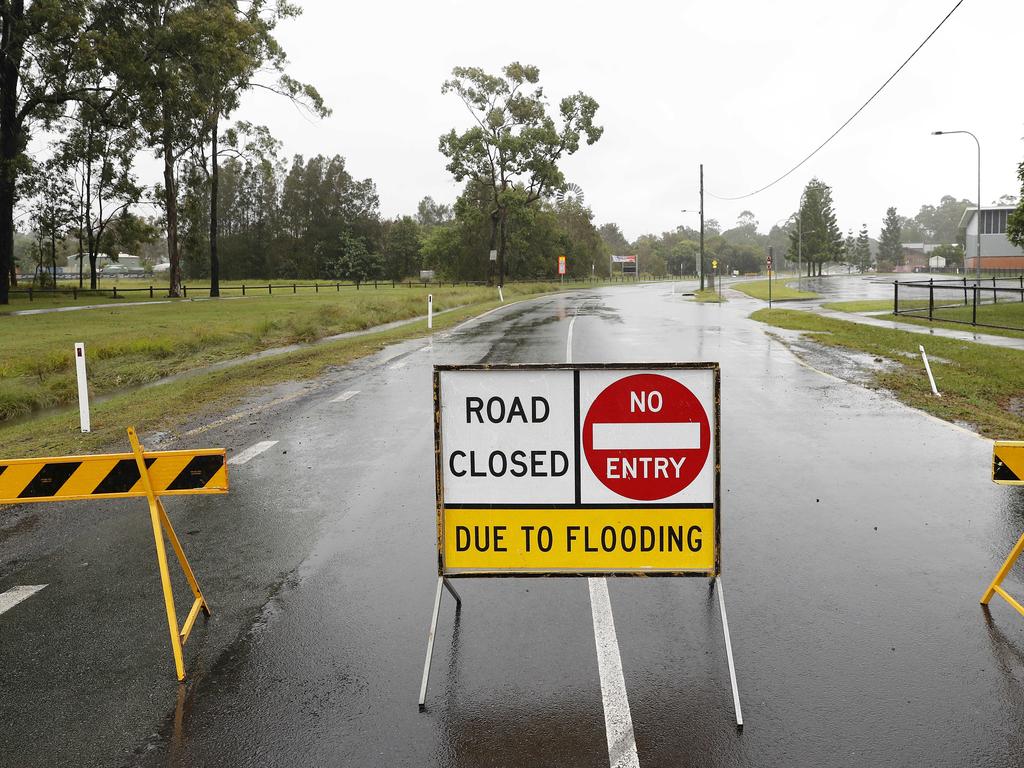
558 255 567 275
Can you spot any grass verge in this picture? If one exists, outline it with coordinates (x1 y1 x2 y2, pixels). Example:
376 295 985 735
0 283 566 424
733 279 818 301
691 289 726 303
751 308 1024 439
0 292 549 458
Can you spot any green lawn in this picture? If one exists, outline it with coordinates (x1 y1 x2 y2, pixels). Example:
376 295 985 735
732 278 818 301
751 308 1024 439
691 289 726 303
821 299 907 312
0 278 569 315
0 283 565 426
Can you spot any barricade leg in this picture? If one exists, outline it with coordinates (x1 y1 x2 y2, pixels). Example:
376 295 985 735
981 532 1024 617
156 498 211 640
418 577 462 709
715 576 743 728
127 427 210 681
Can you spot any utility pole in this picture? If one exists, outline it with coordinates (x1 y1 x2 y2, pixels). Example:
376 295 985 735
699 163 705 292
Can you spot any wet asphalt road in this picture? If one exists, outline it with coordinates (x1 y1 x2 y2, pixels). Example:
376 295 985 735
2 278 1024 767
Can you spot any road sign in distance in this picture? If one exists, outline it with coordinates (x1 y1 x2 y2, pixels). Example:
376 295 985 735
558 255 567 275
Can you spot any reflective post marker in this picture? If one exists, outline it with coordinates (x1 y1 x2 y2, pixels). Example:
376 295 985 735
919 345 940 396
498 286 504 303
428 294 433 329
75 343 90 433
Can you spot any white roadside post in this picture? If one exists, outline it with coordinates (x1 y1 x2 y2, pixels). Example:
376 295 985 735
919 345 940 396
74 342 91 432
498 286 504 303
427 294 433 330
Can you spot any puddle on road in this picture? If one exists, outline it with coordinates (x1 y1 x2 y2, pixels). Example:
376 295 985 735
765 329 900 386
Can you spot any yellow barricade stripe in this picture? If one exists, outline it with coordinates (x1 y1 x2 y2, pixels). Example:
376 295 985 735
0 449 228 504
994 441 1024 485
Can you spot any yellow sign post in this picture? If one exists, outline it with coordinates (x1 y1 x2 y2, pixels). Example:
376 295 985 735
0 428 228 680
981 441 1024 617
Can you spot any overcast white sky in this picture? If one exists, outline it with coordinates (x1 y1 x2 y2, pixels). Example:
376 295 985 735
229 0 1022 241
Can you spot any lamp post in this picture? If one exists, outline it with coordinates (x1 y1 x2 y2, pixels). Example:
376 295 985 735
681 163 705 290
932 130 981 281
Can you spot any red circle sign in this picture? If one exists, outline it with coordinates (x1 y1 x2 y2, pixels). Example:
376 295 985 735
582 373 710 501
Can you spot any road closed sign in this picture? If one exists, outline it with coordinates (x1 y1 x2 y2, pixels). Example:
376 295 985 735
434 363 720 576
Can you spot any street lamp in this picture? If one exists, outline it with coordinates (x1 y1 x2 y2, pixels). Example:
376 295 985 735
932 130 981 281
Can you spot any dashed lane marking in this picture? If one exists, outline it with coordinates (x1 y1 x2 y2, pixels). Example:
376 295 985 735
0 585 47 616
227 440 279 466
181 391 307 438
331 390 360 403
589 578 641 768
567 302 640 768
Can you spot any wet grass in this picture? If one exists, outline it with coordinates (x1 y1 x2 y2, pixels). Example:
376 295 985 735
733 279 818 301
751 308 1024 439
691 289 726 303
822 299 913 312
896 301 1024 340
0 290 569 458
0 283 569 426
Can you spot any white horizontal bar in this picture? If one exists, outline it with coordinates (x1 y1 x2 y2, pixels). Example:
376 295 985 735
592 422 701 451
228 440 278 466
0 585 47 616
331 390 360 403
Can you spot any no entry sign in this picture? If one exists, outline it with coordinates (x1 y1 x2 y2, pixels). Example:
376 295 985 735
582 373 711 501
434 363 720 576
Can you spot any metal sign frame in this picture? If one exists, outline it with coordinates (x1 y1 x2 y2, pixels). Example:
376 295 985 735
432 362 721 579
421 363 740 724
419 364 741 724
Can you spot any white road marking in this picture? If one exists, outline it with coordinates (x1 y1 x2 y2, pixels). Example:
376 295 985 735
0 585 47 616
331 390 360 403
228 440 279 466
389 360 408 370
181 391 306 438
568 302 640 768
566 303 585 364
593 422 701 451
589 578 641 768
419 345 432 353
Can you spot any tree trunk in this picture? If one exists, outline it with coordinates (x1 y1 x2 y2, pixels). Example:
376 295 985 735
162 109 181 297
497 211 507 286
0 1 23 304
487 210 498 286
209 114 219 297
0 167 14 303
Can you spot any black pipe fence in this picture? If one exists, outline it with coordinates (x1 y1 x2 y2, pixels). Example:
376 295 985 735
6 274 671 302
893 276 1024 332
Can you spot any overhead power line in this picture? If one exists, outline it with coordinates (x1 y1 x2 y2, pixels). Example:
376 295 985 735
709 0 965 202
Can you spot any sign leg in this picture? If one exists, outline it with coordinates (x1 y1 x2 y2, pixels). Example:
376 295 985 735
418 577 446 709
981 532 1024 615
443 578 462 607
715 576 743 728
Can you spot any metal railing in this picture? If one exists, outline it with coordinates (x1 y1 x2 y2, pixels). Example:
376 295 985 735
7 275 663 302
893 276 1024 332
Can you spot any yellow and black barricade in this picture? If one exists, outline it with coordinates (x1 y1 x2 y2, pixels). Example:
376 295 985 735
981 441 1024 617
0 427 228 680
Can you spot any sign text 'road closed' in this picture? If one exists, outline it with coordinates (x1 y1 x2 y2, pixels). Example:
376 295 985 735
435 364 720 576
